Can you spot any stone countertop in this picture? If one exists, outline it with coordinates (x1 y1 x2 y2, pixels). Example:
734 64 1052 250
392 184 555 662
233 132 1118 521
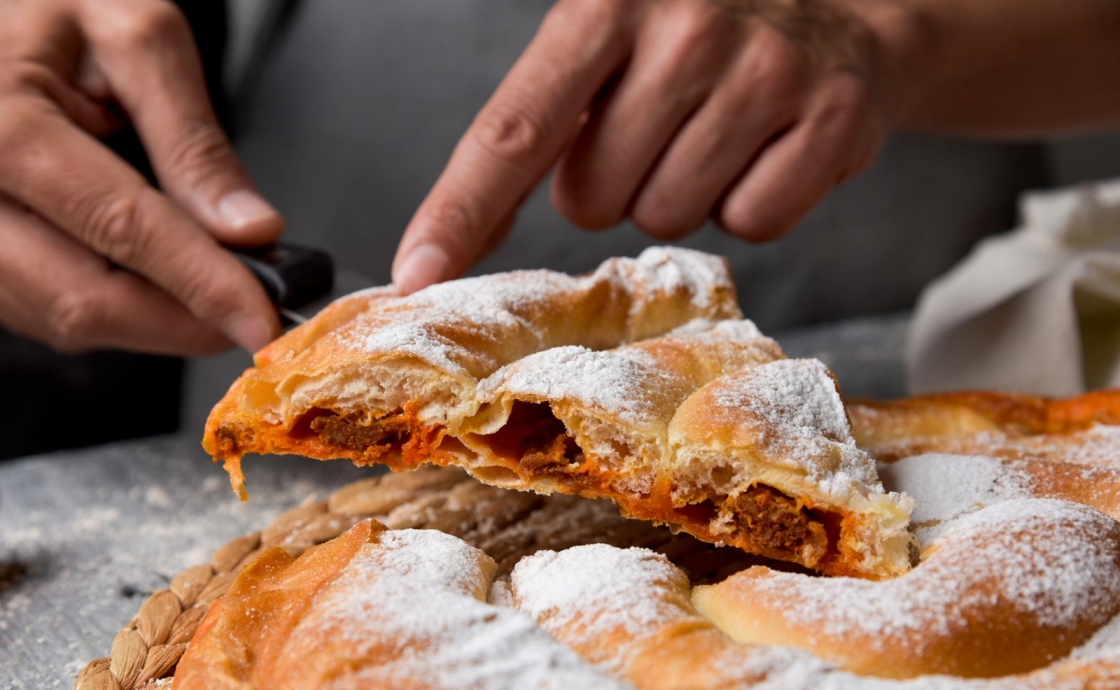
0 312 909 689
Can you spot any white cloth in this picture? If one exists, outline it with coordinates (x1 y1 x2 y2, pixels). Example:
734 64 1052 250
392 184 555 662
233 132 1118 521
908 178 1120 396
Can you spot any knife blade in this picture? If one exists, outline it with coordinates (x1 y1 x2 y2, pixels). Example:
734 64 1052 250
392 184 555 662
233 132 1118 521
230 242 376 326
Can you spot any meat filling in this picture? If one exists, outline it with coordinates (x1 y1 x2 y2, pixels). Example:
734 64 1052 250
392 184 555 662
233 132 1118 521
500 406 831 565
721 485 829 566
310 402 831 569
310 412 405 451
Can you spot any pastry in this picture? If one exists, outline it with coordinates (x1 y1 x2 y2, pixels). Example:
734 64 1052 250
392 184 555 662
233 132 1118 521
206 247 742 498
692 499 1120 679
847 390 1120 464
173 520 623 689
173 497 1120 688
203 248 912 578
154 391 1120 688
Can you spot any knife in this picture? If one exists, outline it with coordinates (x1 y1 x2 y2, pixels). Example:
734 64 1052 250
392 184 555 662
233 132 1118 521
230 242 375 326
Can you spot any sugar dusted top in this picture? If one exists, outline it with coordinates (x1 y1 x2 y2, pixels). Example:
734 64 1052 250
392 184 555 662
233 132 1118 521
284 529 624 689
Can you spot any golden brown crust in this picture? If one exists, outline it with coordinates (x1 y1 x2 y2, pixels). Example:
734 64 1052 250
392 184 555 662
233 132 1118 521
693 499 1120 680
174 520 388 690
174 423 1120 690
848 389 1120 462
202 251 911 579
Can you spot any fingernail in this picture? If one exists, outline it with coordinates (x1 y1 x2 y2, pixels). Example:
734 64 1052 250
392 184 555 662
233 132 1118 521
218 190 279 232
226 313 274 353
394 244 452 294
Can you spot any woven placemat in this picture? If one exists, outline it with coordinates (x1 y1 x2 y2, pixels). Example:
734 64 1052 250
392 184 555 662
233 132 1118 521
74 465 775 689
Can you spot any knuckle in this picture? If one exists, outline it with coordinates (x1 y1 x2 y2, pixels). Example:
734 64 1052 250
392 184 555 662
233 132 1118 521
472 99 548 168
418 198 481 254
0 61 56 97
814 75 874 128
631 196 699 240
79 189 153 266
177 272 239 322
163 119 239 184
0 96 45 154
113 1 191 51
746 28 812 96
670 2 727 55
46 289 102 352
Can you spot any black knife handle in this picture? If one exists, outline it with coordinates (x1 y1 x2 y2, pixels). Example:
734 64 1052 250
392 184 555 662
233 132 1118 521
231 243 334 310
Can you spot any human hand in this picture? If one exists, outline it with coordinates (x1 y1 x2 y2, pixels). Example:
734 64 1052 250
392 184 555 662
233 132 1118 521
0 0 283 356
394 0 918 293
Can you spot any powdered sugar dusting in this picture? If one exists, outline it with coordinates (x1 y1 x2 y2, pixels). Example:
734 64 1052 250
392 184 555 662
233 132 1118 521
479 345 669 428
1070 611 1120 661
285 528 623 689
511 545 691 674
342 271 572 377
715 359 849 441
878 454 1035 545
620 246 735 313
866 423 1120 470
663 317 761 340
746 499 1120 652
707 359 880 491
327 248 735 381
478 318 782 429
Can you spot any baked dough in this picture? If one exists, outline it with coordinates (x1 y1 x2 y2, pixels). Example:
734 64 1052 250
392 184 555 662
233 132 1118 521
206 247 742 497
203 249 912 579
848 390 1120 464
174 498 1120 688
173 519 623 690
692 498 1120 679
174 390 1120 689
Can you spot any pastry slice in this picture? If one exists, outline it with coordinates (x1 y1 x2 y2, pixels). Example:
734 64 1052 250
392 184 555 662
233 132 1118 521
451 326 911 577
205 247 742 498
204 249 912 578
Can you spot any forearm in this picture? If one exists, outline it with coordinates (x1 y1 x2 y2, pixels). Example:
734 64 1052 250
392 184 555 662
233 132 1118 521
856 0 1120 137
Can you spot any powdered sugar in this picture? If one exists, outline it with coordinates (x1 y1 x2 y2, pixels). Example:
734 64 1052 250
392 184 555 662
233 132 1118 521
878 454 1034 545
714 359 850 442
284 528 624 689
478 318 782 429
479 345 670 428
343 273 567 377
1070 611 1120 661
745 499 1120 651
866 422 1120 470
614 246 736 314
706 359 881 491
329 248 736 381
511 544 691 674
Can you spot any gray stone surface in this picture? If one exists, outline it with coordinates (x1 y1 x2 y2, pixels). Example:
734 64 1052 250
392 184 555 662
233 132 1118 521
0 313 908 689
0 437 374 689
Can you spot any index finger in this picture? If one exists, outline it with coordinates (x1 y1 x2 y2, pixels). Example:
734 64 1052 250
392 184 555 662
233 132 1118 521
392 0 638 293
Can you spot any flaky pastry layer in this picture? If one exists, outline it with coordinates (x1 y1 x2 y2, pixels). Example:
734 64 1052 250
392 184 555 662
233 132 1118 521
204 248 912 579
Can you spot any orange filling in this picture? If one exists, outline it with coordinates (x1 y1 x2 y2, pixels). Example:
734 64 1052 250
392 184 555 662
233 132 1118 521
221 402 844 571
